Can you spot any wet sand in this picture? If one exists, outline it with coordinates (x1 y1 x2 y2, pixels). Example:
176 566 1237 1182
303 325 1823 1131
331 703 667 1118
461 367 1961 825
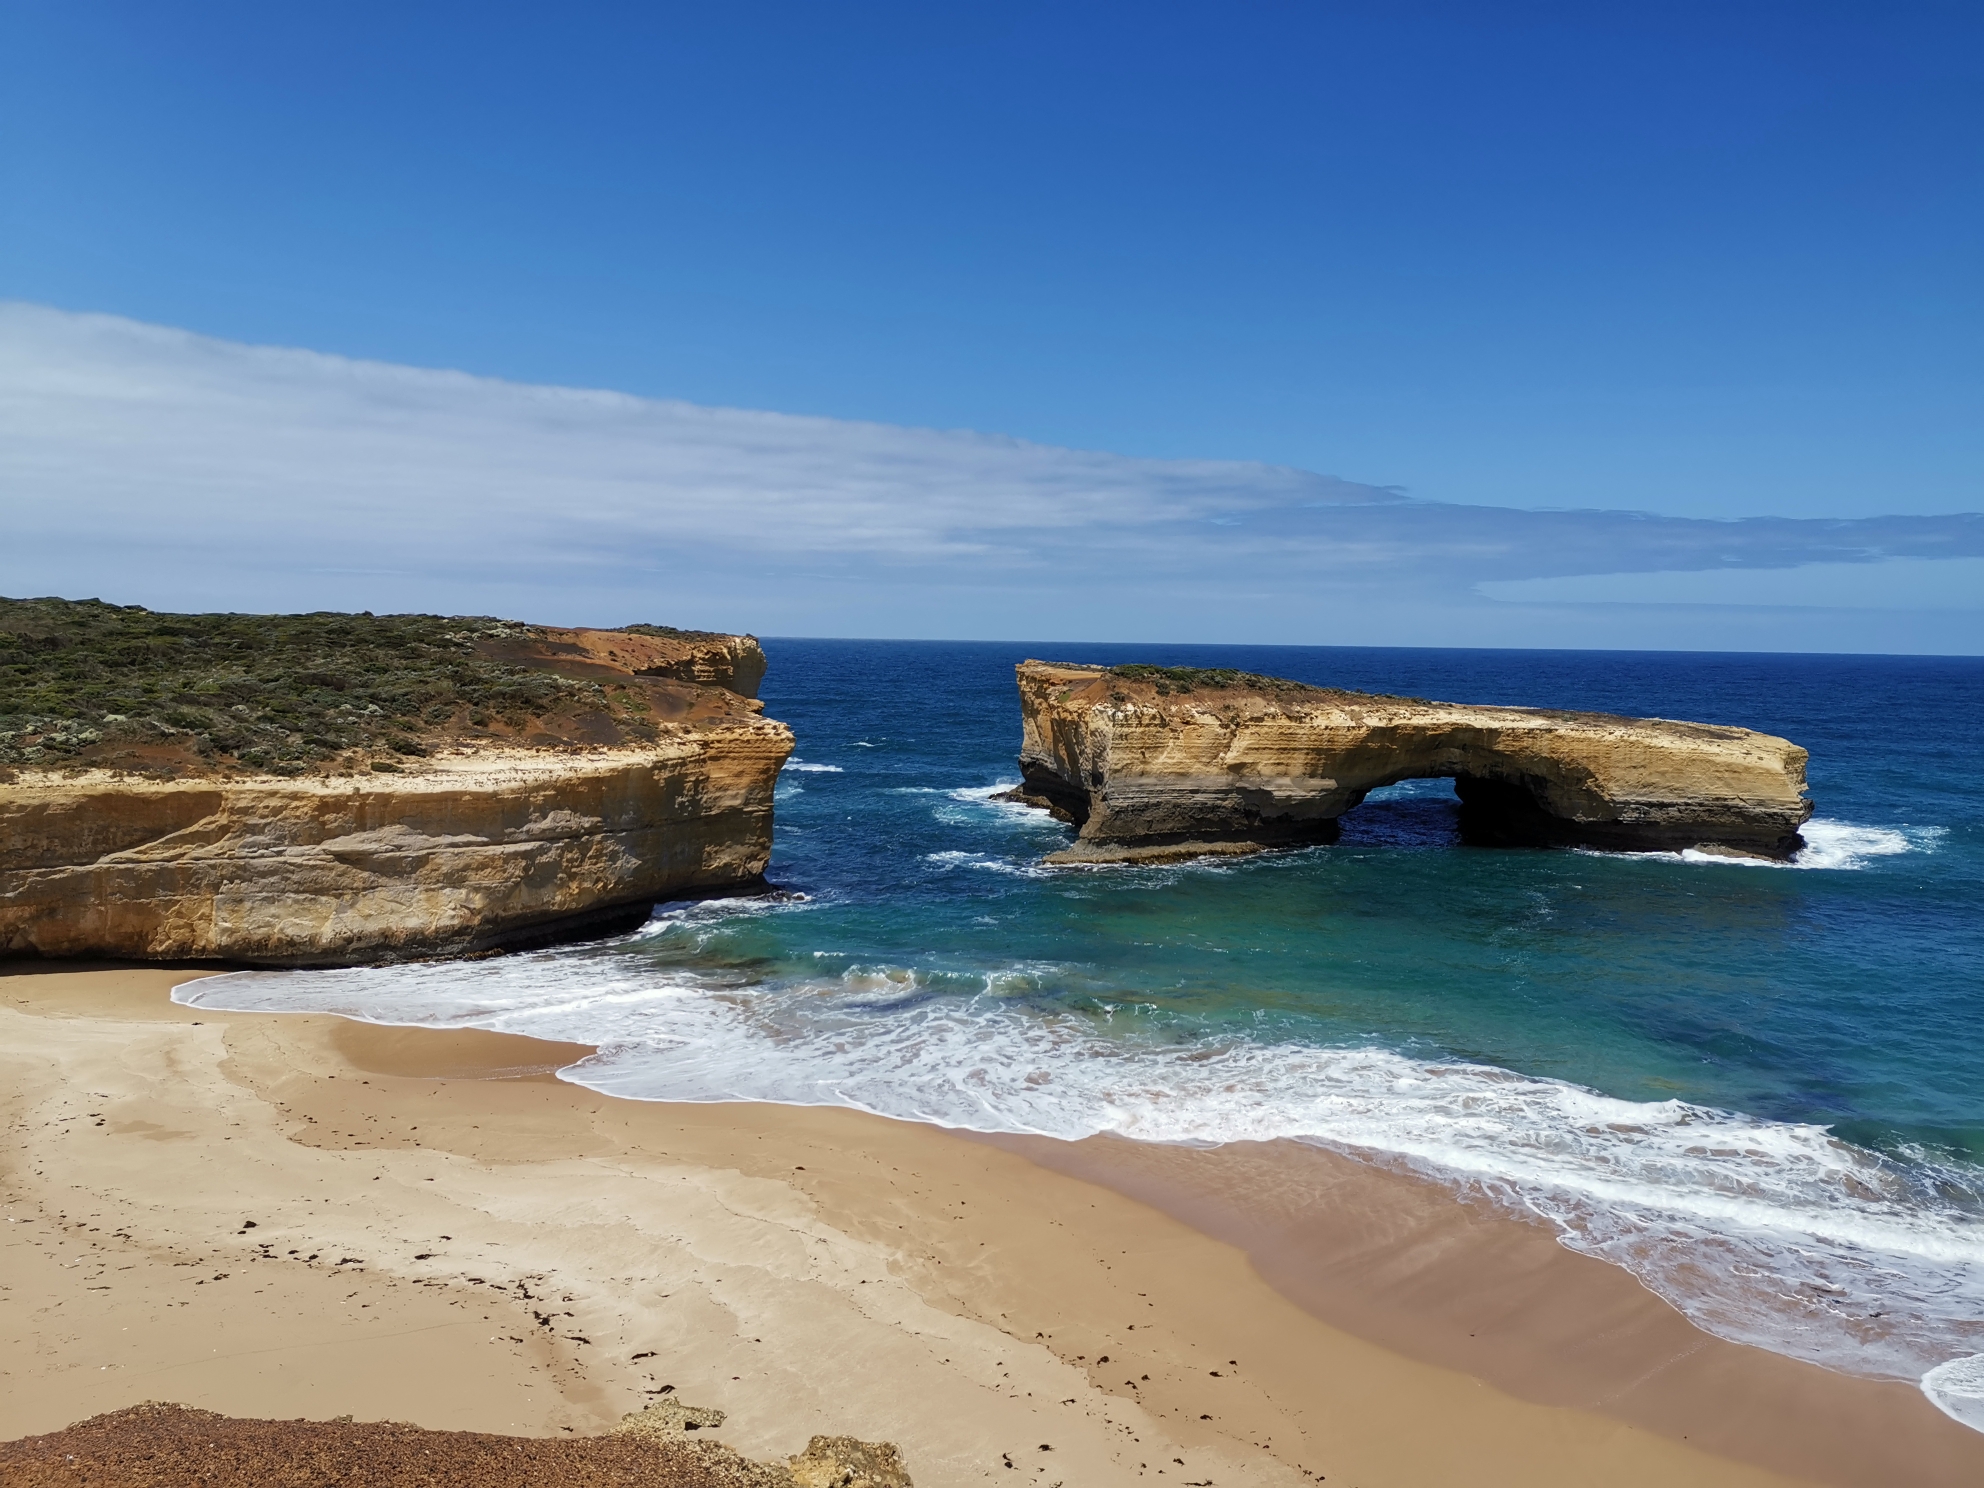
4 966 1979 1486
997 1135 1984 1486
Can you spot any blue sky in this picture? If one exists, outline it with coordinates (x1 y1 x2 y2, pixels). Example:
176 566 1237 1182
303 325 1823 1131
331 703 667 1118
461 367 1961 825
2 3 1980 649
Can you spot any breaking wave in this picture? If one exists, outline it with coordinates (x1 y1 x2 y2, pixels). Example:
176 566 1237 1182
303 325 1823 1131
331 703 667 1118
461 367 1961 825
1580 818 1943 871
178 921 1984 1410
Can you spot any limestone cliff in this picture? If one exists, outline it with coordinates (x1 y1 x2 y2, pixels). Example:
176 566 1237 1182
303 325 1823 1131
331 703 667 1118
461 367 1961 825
495 623 769 700
1012 661 1813 863
0 602 791 964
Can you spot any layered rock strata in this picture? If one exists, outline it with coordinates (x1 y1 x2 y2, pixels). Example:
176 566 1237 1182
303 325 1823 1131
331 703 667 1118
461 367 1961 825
0 616 791 965
1012 661 1813 863
494 623 770 701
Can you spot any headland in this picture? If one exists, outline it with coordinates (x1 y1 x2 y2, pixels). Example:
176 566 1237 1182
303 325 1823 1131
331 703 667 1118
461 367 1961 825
0 600 791 964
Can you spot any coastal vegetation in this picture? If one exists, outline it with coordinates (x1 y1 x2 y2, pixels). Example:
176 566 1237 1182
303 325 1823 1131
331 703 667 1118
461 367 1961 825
0 597 722 776
1107 663 1311 696
1106 662 1427 703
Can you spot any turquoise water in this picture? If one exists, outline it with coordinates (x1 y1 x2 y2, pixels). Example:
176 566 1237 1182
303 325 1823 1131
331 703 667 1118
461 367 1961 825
180 641 1984 1420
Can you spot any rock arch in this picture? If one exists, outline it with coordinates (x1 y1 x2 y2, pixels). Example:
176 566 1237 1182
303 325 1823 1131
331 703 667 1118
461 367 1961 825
1009 662 1812 864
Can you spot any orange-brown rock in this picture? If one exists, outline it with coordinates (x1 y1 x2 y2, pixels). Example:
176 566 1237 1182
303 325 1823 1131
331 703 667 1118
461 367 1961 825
1014 661 1813 863
0 623 791 966
0 730 790 966
494 624 769 699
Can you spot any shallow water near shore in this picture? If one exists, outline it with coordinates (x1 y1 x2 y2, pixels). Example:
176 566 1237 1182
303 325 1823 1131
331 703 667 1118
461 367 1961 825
180 640 1984 1425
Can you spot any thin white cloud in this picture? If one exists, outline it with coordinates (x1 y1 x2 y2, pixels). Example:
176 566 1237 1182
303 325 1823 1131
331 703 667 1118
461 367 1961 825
0 302 1394 562
2 302 1980 651
1482 558 1984 611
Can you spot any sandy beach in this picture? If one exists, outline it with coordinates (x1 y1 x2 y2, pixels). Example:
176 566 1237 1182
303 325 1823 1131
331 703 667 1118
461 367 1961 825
5 967 1980 1487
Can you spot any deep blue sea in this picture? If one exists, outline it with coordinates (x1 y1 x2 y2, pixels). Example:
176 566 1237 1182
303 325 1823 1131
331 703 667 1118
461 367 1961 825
179 641 1984 1425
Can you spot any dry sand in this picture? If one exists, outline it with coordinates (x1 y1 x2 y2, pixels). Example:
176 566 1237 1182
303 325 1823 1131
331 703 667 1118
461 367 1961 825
4 967 1979 1487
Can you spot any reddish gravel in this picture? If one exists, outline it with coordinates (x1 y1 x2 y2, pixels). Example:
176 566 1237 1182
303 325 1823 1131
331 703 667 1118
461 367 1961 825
0 1402 796 1488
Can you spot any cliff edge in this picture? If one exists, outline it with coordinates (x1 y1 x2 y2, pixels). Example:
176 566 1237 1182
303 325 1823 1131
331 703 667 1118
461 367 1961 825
1012 661 1812 863
0 599 792 965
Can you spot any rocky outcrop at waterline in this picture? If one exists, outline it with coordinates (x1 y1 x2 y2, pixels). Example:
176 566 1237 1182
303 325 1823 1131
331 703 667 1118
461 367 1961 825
1010 661 1813 863
0 600 791 964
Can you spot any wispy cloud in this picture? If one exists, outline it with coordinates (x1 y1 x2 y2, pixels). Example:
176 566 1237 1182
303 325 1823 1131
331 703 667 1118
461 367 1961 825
3 303 1979 651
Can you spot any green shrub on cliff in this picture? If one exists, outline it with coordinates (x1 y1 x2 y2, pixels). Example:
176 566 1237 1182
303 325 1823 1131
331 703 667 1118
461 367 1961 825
1109 663 1314 696
0 597 650 773
1106 662 1427 704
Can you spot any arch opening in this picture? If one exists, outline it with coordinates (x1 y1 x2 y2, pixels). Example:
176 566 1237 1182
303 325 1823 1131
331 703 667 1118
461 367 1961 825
1335 776 1465 850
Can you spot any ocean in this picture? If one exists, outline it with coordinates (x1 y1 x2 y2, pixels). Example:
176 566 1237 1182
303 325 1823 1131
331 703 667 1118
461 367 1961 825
176 639 1984 1426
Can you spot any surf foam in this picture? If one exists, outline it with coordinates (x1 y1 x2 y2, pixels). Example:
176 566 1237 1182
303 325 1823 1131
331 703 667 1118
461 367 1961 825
1924 1354 1984 1431
178 923 1984 1408
1580 818 1941 871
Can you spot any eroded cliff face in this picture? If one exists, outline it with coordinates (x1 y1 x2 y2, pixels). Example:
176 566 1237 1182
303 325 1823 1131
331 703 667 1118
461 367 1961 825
491 625 769 700
1013 662 1813 863
0 614 791 965
0 725 791 965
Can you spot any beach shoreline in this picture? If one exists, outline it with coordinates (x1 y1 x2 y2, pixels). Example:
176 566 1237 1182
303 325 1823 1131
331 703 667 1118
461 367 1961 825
5 966 1979 1486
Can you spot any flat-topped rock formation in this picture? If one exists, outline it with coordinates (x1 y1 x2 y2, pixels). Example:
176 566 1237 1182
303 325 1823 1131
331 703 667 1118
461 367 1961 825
1011 661 1813 864
0 600 791 964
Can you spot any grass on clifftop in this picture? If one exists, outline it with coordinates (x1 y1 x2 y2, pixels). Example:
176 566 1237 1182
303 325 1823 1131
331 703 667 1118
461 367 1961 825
1109 663 1316 696
0 597 696 776
1106 663 1428 705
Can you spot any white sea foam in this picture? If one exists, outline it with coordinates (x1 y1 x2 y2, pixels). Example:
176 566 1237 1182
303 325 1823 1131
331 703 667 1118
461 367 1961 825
1674 819 1928 870
947 783 1020 804
786 760 845 773
625 893 819 948
934 783 1262 883
1584 818 1942 872
1791 819 1941 869
944 781 1034 813
1924 1354 1984 1431
646 892 814 925
924 849 1049 878
176 938 1984 1408
935 781 1066 833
